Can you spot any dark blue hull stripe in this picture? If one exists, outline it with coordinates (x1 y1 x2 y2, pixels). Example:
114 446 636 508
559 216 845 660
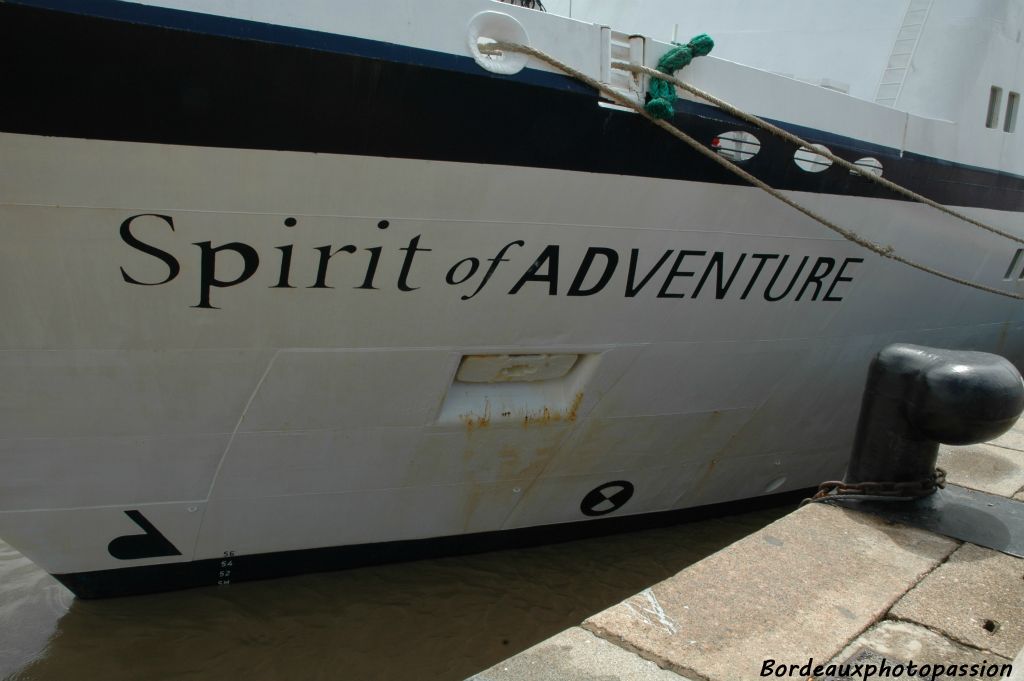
2 0 1023 212
2 0 592 93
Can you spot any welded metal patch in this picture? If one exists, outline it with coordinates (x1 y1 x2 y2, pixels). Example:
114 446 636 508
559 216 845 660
824 484 1024 557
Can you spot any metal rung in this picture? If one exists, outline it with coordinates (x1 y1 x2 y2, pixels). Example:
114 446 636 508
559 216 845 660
599 27 645 105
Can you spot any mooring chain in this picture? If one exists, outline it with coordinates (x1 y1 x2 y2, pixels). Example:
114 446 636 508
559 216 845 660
801 467 947 506
478 41 1024 301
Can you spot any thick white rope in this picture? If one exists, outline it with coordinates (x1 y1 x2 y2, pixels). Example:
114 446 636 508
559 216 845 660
480 41 1024 301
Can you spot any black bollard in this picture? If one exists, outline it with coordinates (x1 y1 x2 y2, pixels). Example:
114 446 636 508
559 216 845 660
845 344 1024 493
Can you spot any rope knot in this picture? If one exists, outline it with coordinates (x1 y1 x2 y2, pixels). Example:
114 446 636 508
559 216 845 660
645 33 714 120
686 34 715 58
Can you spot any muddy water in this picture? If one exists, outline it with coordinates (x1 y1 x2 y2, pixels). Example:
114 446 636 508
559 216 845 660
0 504 791 681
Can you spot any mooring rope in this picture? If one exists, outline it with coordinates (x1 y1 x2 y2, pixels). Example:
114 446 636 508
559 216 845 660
613 60 1024 247
643 34 715 119
479 41 1024 301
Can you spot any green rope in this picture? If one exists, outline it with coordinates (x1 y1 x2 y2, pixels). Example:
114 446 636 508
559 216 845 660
646 34 714 119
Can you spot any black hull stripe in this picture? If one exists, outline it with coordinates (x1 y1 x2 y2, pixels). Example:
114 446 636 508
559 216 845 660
53 490 808 599
3 2 1024 213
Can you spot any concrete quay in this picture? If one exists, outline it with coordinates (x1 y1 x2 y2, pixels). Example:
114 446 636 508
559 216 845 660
469 420 1024 681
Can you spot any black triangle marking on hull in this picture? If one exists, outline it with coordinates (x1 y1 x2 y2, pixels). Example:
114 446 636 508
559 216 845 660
107 510 182 561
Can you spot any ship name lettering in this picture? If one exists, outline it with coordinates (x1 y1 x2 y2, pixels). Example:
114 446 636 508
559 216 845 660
116 213 864 309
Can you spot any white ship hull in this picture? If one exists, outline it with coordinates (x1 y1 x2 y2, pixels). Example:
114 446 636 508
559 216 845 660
2 0 1023 596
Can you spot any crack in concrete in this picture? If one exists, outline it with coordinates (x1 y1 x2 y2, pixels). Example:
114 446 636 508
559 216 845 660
581 620 708 681
982 442 1024 455
881 613 1014 661
881 541 1014 661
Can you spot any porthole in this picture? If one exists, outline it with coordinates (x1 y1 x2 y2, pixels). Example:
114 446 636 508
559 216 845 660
711 131 761 162
850 157 883 178
793 144 833 173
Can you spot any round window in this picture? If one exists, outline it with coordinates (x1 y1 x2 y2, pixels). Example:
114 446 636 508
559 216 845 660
711 131 761 162
851 157 883 177
793 144 833 173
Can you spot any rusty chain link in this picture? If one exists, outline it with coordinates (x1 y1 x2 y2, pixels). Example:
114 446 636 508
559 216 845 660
802 467 946 506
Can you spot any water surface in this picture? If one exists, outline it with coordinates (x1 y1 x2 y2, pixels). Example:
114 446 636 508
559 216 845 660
1 505 791 681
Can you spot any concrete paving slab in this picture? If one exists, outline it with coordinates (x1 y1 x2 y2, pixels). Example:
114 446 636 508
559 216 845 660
890 543 1024 660
1010 647 1024 681
827 620 1013 680
938 444 1024 497
989 427 1024 453
468 626 690 681
989 416 1024 452
583 504 957 681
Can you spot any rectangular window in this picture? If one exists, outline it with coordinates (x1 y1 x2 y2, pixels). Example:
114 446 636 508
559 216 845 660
986 86 1003 128
1005 248 1022 280
1005 91 1020 133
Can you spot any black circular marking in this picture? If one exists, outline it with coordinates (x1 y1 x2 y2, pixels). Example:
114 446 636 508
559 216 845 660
377 219 390 229
580 480 635 517
284 217 297 227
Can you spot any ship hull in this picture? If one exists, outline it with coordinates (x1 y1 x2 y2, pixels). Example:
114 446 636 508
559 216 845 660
2 0 1024 597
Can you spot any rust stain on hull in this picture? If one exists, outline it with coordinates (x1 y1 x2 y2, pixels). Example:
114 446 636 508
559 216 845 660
461 484 483 532
522 391 584 428
461 392 585 431
456 393 585 528
461 399 492 433
996 320 1010 354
